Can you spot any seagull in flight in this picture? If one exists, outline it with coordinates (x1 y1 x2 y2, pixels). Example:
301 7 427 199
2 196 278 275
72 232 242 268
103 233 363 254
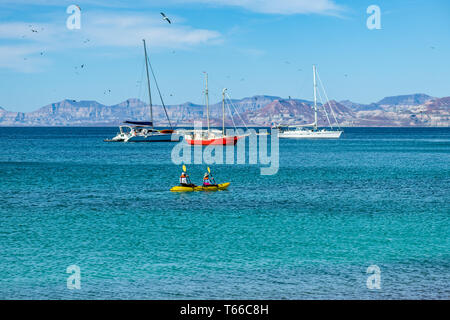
160 12 171 24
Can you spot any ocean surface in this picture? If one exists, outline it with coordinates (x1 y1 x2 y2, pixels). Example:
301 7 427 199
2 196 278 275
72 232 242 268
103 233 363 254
0 127 449 299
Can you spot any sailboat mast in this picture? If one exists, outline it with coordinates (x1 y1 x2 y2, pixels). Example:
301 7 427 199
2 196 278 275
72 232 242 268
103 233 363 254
313 64 318 131
222 88 227 135
204 72 210 132
143 39 153 128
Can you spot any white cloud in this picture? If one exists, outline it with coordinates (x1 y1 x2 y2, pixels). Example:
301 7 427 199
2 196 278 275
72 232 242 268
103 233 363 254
0 12 222 71
0 0 342 72
0 12 221 48
173 0 344 15
1 0 345 15
82 12 221 47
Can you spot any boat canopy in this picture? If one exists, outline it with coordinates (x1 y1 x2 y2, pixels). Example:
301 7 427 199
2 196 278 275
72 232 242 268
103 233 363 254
123 120 153 126
275 123 316 128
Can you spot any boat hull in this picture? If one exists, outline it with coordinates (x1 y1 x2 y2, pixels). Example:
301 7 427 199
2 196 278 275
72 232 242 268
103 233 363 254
117 133 181 142
278 130 343 139
126 133 181 142
185 136 240 145
170 182 230 192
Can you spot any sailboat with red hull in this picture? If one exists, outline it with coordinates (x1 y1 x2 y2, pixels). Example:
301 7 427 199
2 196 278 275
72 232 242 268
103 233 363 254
184 74 243 146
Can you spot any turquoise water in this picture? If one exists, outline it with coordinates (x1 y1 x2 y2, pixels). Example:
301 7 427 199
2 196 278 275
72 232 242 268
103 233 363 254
0 127 448 299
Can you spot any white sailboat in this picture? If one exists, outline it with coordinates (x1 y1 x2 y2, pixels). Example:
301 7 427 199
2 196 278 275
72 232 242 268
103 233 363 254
274 65 343 139
106 39 181 142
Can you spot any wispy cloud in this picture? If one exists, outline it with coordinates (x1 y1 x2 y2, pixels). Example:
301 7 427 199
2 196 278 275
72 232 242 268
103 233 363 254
172 0 345 15
0 44 49 72
81 12 221 47
0 0 343 72
1 0 345 15
0 11 221 72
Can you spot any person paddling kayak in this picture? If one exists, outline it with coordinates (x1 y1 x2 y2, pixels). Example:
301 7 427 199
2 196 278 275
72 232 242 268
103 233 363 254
203 171 217 187
203 173 212 186
170 166 229 192
180 172 195 187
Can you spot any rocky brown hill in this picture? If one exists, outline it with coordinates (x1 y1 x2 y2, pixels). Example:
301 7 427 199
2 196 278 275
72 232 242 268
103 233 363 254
0 94 448 127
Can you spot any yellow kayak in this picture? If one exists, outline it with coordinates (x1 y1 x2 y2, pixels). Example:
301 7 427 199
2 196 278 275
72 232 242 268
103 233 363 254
170 182 230 192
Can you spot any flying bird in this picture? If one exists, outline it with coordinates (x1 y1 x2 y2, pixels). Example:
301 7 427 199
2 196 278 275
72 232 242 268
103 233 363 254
160 12 171 24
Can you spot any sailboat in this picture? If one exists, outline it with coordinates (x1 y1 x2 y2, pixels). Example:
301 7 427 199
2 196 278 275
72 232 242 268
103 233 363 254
183 73 244 145
273 65 343 139
106 39 181 142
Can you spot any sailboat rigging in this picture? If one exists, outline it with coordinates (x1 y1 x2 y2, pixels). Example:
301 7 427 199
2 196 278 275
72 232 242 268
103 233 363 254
183 73 245 145
105 40 180 142
273 65 343 139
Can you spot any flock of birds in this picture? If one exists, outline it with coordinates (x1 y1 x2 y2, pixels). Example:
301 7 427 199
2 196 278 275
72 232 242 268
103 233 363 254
22 9 174 98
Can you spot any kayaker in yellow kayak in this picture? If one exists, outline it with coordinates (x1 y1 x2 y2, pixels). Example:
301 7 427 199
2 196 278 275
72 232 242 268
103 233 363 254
180 171 195 187
203 173 212 186
203 171 217 186
170 166 229 192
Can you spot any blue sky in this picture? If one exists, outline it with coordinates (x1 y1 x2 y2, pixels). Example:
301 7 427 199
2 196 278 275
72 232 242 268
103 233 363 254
0 0 449 112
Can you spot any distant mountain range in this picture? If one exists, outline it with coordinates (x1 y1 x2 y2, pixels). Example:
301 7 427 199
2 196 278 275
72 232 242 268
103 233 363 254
0 93 449 127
